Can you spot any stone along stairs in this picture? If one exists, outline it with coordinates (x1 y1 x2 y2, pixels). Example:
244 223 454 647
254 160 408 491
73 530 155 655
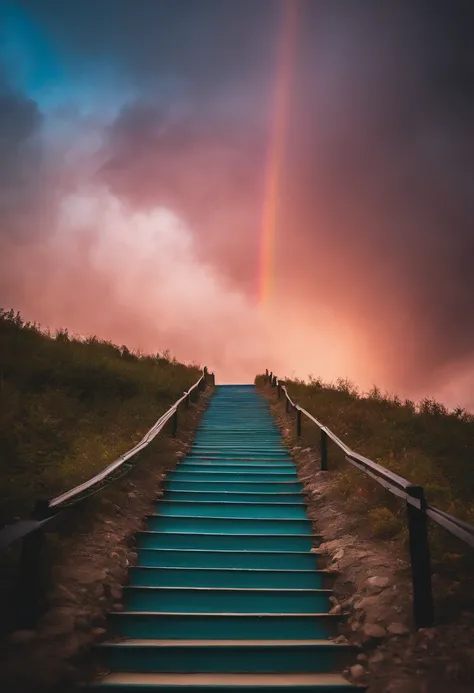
89 385 363 691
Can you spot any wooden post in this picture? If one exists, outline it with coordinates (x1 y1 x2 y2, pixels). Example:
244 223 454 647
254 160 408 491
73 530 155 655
321 429 328 470
17 499 50 628
296 409 302 437
265 369 269 384
272 376 277 388
406 485 434 628
269 372 273 385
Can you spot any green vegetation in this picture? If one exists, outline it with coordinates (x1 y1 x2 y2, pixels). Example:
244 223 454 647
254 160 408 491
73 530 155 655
256 373 474 566
0 309 201 527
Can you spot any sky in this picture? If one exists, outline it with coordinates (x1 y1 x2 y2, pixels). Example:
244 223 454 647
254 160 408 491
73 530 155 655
1 0 474 407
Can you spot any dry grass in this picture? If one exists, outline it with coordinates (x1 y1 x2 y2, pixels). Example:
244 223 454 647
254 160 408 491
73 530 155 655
0 309 201 526
256 373 474 575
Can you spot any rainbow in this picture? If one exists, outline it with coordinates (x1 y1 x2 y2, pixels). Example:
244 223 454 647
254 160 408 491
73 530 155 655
259 0 299 307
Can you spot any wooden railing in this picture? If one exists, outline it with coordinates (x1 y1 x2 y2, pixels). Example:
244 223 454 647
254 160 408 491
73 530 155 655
0 368 214 628
263 369 474 629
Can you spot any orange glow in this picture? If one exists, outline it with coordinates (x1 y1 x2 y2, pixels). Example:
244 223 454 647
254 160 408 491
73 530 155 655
259 0 299 307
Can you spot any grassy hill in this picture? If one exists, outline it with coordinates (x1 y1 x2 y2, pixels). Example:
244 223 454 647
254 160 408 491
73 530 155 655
256 374 474 566
0 308 201 527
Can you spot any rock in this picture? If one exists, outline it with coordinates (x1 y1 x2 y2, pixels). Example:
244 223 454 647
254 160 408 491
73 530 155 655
128 551 138 564
341 598 354 609
333 550 345 561
334 635 349 644
367 576 391 592
357 653 368 663
388 622 410 636
330 604 342 615
91 627 107 640
110 585 123 601
90 609 106 626
363 623 387 640
111 603 124 612
310 547 320 553
8 629 36 645
350 664 366 680
370 651 385 664
329 596 338 605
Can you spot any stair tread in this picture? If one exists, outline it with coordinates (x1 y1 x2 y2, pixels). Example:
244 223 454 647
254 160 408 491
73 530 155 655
147 515 309 522
94 672 354 685
124 586 331 592
99 639 352 647
130 567 333 574
110 612 338 617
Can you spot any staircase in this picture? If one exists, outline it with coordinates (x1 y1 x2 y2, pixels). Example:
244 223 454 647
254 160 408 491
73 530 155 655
88 385 363 691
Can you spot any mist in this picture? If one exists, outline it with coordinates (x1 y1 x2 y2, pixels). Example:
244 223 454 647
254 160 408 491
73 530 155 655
1 0 474 406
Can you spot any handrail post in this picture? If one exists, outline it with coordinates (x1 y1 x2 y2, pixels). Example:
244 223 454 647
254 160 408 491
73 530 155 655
296 409 302 437
269 372 273 386
172 409 179 436
265 368 269 384
271 376 277 388
406 485 434 628
321 429 328 470
17 499 50 628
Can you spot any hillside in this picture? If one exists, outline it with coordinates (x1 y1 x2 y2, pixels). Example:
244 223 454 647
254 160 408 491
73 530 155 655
256 374 474 568
0 309 201 527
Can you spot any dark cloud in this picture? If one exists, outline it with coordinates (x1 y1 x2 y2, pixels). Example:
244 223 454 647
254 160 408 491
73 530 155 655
275 1 474 390
0 71 45 240
99 99 268 291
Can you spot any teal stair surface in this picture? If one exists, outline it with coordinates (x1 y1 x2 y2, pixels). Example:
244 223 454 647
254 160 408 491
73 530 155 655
88 385 362 691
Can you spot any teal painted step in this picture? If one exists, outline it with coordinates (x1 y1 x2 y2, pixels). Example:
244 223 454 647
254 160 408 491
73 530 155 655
167 471 299 482
136 549 321 570
164 480 303 493
96 640 355 674
193 436 282 442
188 447 290 454
163 491 305 504
179 460 295 468
122 586 331 613
186 453 292 460
128 566 333 589
156 501 308 519
145 515 312 534
136 532 318 551
108 612 340 640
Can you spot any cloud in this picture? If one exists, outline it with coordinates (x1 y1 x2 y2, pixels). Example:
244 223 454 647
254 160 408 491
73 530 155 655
2 1 474 403
0 70 47 240
1 187 282 381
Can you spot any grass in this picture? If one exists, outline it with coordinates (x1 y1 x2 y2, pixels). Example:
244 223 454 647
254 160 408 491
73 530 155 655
256 373 474 573
0 308 202 527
